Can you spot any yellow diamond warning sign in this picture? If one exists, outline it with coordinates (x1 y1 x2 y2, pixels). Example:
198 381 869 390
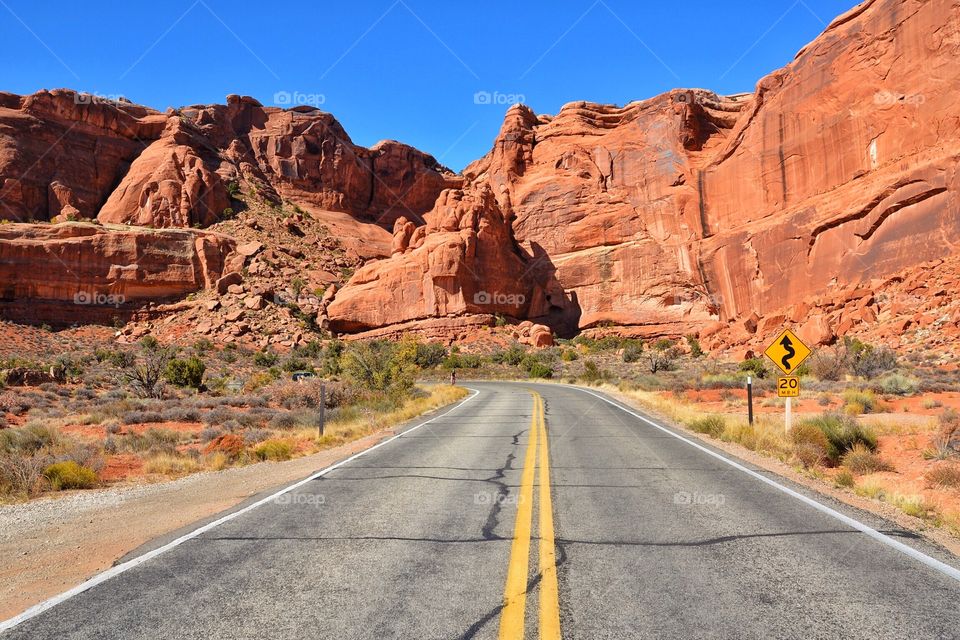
764 328 811 376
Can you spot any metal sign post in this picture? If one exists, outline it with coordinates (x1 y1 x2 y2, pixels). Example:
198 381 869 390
319 382 326 438
746 376 754 426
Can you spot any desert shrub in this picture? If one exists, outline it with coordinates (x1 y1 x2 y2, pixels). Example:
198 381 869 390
243 428 270 445
282 357 312 373
160 406 202 423
139 336 160 351
244 372 275 392
923 398 944 410
738 358 769 379
122 348 171 399
442 353 483 369
200 426 223 442
122 410 164 425
579 360 611 385
342 340 415 396
689 415 725 438
413 342 447 369
253 350 279 368
798 413 877 464
560 349 578 362
203 406 237 426
527 362 553 379
926 409 960 459
646 342 678 374
321 340 344 376
834 469 856 488
621 340 643 363
790 422 831 468
165 356 206 389
490 343 527 366
292 340 324 359
0 421 61 454
0 453 49 496
253 439 294 461
925 465 960 489
871 372 919 396
269 412 299 430
685 335 704 358
842 389 879 415
44 461 98 490
841 443 893 474
845 338 896 379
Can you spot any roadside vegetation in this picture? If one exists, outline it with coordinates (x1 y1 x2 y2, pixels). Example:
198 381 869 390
0 336 465 502
3 328 960 538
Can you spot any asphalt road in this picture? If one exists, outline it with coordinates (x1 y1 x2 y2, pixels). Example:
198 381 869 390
4 382 960 639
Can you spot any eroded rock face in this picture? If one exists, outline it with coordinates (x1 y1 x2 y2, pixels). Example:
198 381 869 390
0 222 235 325
328 185 577 333
0 90 459 229
423 0 958 342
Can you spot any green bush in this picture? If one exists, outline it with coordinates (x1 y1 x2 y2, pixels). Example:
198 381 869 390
165 356 205 389
738 358 769 379
689 416 725 438
527 362 553 379
342 340 416 396
798 413 877 465
253 439 294 461
685 335 704 358
846 338 897 379
254 350 279 368
490 344 526 366
834 470 856 488
872 372 919 396
44 461 98 490
442 353 483 369
414 342 448 369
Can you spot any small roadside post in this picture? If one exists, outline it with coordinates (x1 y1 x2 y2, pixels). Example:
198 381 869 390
764 328 811 434
746 376 754 426
318 382 326 438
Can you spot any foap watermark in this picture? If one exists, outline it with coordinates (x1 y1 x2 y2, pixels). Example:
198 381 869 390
273 493 326 506
274 91 326 108
474 491 520 506
73 291 125 307
473 90 525 106
874 90 925 106
74 91 128 106
673 490 726 506
473 291 526 307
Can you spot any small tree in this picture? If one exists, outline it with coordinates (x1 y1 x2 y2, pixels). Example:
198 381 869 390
165 356 206 389
646 340 678 373
123 349 171 399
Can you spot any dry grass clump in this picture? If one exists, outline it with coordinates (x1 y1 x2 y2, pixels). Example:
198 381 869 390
926 465 960 489
841 443 894 474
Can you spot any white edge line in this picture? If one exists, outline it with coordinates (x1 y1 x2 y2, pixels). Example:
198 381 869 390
573 385 960 584
0 388 482 634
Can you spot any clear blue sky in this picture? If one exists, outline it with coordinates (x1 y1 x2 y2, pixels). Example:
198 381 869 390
0 0 856 171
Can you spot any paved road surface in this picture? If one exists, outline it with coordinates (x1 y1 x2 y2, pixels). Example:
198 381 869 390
4 382 960 639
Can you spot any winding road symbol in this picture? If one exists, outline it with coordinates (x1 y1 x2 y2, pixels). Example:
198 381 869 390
780 335 796 370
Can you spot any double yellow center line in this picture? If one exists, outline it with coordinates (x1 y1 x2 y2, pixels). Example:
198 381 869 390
498 391 561 639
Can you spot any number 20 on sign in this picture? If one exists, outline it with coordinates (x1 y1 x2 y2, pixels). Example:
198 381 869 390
778 376 800 398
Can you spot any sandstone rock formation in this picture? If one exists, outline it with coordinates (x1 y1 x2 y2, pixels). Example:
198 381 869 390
330 0 960 347
2 0 959 351
0 90 459 228
0 222 235 325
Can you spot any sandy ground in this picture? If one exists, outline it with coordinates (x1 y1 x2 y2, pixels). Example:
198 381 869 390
0 426 404 621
